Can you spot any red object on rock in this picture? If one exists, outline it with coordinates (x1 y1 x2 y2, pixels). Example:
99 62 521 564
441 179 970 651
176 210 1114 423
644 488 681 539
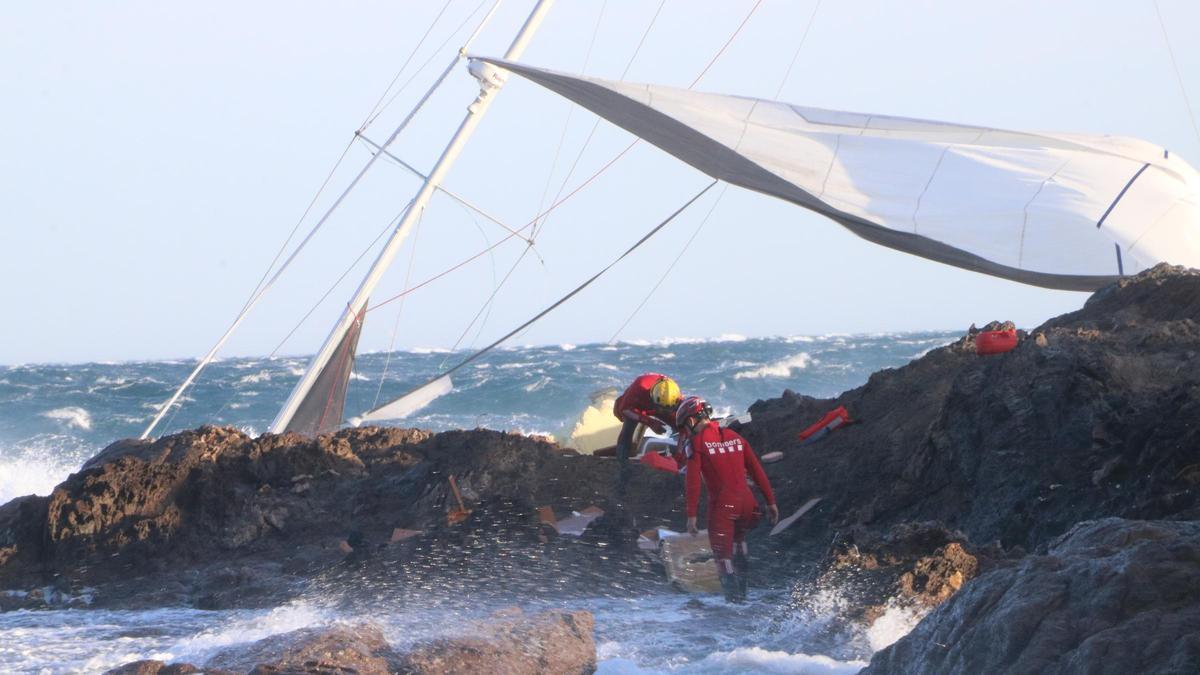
976 329 1018 355
798 406 851 442
640 451 680 474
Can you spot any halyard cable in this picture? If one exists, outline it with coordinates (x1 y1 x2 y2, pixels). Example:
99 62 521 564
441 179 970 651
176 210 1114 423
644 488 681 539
1152 0 1200 147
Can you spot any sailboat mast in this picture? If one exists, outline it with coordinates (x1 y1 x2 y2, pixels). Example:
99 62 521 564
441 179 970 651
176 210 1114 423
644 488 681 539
268 0 557 435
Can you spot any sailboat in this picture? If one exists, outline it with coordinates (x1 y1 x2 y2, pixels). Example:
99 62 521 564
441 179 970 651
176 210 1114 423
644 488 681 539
141 0 1200 440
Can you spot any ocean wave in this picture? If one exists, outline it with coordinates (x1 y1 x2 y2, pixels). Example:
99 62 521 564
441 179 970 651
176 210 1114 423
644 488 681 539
559 343 577 351
620 333 749 348
734 353 812 380
237 371 271 385
41 406 92 431
524 376 553 393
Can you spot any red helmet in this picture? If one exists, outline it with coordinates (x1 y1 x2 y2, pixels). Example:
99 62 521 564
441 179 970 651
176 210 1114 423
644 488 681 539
675 395 712 431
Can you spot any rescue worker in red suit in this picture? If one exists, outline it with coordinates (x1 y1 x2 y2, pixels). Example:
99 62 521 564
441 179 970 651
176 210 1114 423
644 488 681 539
611 373 682 464
677 395 779 602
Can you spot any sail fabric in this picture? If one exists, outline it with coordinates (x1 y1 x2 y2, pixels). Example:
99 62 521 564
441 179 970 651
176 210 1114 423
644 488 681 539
481 58 1200 291
285 306 366 436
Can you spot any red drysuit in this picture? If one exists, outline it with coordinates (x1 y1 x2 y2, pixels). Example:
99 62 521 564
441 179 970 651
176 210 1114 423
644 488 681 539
685 421 776 560
612 372 678 431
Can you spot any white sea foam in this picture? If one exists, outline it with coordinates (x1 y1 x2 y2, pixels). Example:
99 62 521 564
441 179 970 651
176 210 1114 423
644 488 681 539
560 343 577 351
41 406 92 430
168 601 330 662
734 353 812 379
349 372 369 381
696 647 867 674
237 371 271 384
524 376 553 393
409 346 451 355
866 601 928 652
0 442 83 502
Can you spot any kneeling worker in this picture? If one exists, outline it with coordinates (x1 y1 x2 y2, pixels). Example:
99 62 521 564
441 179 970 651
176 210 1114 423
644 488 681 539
677 395 779 602
612 373 682 463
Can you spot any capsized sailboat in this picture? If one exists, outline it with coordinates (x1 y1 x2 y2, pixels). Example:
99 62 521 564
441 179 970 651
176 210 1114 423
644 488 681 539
144 0 1200 441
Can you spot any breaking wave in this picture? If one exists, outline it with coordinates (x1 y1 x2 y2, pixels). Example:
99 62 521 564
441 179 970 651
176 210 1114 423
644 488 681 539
734 353 812 380
41 406 92 430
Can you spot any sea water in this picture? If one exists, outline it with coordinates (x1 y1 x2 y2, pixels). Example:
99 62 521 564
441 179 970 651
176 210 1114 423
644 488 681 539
0 332 953 674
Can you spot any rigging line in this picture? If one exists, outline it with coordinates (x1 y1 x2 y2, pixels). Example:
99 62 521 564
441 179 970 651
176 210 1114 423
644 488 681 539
367 180 719 415
356 131 536 245
1152 0 1200 146
365 0 499 130
690 0 765 88
372 206 427 409
444 243 534 368
607 184 728 344
366 138 641 315
359 0 457 130
773 0 822 98
452 204 504 356
526 0 664 243
531 0 608 243
268 201 415 359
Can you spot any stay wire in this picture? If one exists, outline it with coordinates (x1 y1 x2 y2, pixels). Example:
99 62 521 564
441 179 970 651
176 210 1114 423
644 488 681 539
372 207 427 410
606 184 728 344
366 0 498 131
774 0 822 98
374 180 718 411
268 201 416 359
1152 0 1200 147
358 0 457 131
527 0 664 243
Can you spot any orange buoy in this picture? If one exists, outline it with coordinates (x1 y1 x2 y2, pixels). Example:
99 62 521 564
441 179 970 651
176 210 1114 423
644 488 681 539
976 329 1018 355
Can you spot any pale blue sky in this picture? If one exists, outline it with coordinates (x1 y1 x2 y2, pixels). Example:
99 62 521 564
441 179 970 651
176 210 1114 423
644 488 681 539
2 0 1198 364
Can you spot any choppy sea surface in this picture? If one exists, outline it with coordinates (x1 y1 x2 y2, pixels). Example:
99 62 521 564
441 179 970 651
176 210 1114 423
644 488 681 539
0 332 955 674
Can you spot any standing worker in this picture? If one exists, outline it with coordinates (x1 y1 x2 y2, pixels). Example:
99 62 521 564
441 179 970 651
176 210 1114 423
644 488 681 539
677 395 779 602
612 373 682 463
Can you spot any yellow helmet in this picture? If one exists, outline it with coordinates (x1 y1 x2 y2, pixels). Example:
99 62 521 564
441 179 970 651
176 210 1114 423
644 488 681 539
649 376 682 409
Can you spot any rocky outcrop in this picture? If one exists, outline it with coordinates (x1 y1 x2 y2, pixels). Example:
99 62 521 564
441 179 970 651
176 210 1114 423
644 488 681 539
862 518 1200 674
0 424 681 608
103 610 596 675
396 609 596 674
747 264 1200 570
204 623 398 674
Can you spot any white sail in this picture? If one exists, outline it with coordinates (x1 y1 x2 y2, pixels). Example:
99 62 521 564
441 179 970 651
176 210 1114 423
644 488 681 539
480 58 1200 291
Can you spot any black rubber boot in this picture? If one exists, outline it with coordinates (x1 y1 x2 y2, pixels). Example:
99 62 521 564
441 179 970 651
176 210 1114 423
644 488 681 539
733 550 750 601
719 573 742 603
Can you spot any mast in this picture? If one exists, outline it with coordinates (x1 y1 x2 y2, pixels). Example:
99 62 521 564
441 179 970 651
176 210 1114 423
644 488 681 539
269 0 557 434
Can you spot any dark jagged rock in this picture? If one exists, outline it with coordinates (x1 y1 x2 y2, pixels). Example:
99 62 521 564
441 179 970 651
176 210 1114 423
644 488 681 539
862 518 1200 674
746 263 1200 574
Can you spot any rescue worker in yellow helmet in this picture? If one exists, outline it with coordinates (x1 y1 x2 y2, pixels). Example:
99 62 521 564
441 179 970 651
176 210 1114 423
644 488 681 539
611 373 682 463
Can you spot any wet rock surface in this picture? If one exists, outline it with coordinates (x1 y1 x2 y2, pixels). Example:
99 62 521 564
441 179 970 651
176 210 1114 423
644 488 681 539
862 518 1200 674
6 264 1200 672
103 610 595 675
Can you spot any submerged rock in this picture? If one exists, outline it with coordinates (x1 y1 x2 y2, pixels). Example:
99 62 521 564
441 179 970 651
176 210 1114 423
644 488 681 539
205 623 398 674
863 518 1200 674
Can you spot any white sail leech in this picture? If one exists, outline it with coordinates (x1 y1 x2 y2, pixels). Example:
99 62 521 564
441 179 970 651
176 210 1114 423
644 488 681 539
479 59 1200 291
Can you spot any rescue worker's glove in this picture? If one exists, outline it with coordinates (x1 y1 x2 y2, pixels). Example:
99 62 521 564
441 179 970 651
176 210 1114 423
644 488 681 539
640 414 667 435
767 504 780 525
687 516 699 536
